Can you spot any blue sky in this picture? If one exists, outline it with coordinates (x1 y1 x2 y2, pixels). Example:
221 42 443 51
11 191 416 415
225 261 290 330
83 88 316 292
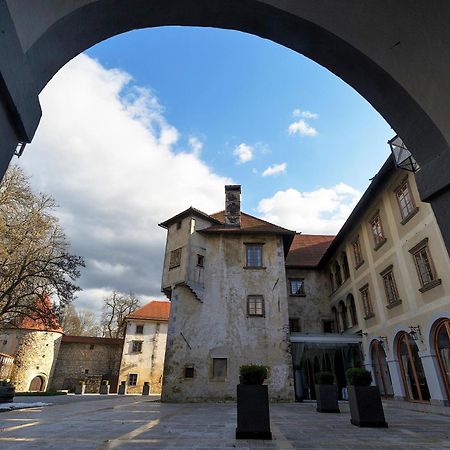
22 26 394 313
86 27 392 211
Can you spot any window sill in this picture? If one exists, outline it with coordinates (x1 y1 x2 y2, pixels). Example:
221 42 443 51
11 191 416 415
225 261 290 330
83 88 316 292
247 314 265 318
243 266 266 270
419 278 442 293
289 294 306 297
364 313 375 320
386 299 402 309
354 260 365 270
400 207 419 225
374 238 387 251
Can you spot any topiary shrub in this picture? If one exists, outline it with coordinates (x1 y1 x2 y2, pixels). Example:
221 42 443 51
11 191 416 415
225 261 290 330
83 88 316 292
101 380 109 385
346 368 372 386
315 371 335 385
239 365 268 385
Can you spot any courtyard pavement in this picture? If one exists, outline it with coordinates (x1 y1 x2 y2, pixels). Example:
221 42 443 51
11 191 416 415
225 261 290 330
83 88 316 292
0 395 449 449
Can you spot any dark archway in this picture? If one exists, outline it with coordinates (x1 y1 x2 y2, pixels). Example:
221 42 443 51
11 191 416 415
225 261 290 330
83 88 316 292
1 1 450 249
29 375 45 392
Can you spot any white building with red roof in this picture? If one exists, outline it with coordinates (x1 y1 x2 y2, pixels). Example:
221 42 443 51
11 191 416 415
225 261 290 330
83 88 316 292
118 300 170 394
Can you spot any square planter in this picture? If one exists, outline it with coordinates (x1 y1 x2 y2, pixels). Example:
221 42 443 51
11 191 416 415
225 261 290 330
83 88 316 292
315 384 340 413
99 384 110 395
0 386 15 403
117 382 127 395
75 384 85 395
236 384 272 440
348 385 388 427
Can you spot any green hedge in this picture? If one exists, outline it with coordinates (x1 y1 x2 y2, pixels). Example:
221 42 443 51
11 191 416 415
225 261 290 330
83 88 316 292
346 368 372 386
315 371 334 385
240 365 268 385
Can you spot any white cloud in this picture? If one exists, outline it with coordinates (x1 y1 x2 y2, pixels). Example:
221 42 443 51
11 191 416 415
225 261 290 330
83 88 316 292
233 143 253 164
262 163 287 177
256 183 361 234
293 108 319 120
288 119 318 137
188 136 203 156
20 54 232 315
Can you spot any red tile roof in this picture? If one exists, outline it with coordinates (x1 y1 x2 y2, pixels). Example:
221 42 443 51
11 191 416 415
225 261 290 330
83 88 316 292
127 301 170 321
286 234 335 268
202 211 295 236
18 296 63 333
62 335 123 345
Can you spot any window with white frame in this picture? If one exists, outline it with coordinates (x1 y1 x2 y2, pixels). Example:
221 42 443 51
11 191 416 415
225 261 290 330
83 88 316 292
289 279 305 296
245 243 263 268
132 340 143 353
352 236 364 268
369 212 386 248
380 266 401 307
396 179 417 222
247 295 264 316
409 239 441 291
128 373 138 386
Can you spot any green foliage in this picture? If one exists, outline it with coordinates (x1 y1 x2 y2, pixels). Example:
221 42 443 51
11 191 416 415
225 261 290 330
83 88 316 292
239 365 268 385
101 380 109 385
346 368 372 386
315 371 334 385
16 391 67 396
0 380 13 388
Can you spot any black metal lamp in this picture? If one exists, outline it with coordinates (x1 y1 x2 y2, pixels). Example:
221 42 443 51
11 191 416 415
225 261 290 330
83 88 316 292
388 135 420 173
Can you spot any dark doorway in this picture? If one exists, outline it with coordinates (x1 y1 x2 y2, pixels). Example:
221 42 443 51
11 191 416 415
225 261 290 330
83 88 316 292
29 375 45 392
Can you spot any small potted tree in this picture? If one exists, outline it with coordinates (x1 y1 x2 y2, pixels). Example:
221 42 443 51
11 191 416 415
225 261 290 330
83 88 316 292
75 380 85 395
315 372 340 413
0 380 15 403
236 365 271 440
346 368 388 428
142 381 150 396
99 380 110 395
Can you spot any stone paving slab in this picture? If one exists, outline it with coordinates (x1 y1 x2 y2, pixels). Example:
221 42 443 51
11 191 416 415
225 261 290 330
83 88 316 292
0 395 449 449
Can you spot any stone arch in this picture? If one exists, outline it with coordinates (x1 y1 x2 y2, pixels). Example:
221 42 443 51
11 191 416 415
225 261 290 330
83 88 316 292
337 300 348 331
430 317 450 402
341 252 350 281
29 374 46 392
346 293 357 327
334 261 343 287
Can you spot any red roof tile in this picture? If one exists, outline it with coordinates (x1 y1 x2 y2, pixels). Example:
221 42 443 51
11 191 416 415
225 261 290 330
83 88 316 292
127 301 170 321
286 234 335 268
18 296 63 333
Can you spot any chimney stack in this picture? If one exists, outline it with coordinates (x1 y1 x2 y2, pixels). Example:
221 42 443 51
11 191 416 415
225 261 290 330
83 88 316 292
224 185 241 226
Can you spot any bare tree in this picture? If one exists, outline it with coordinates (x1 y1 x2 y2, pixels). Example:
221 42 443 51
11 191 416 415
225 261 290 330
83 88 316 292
61 304 101 336
0 166 85 327
101 291 140 338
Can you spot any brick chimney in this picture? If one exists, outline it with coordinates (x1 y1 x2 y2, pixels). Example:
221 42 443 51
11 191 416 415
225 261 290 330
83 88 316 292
224 185 241 226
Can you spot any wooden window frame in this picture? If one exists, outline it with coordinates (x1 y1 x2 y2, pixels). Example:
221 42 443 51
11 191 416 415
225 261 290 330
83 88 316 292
394 176 419 224
211 358 227 381
434 319 450 403
289 278 305 297
408 238 441 292
128 373 138 386
135 324 144 334
196 254 204 267
359 284 374 320
352 235 364 269
369 210 387 250
380 265 402 308
247 295 265 317
371 340 393 398
244 243 264 269
131 340 143 353
184 366 195 379
169 247 182 269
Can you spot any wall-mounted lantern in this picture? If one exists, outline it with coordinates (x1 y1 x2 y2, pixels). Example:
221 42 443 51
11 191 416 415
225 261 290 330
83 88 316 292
388 135 420 173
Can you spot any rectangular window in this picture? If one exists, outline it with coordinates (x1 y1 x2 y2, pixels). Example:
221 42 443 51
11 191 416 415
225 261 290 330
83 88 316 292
396 179 417 221
381 266 401 306
190 218 196 234
247 295 264 316
289 318 301 333
169 247 182 269
409 239 441 291
212 358 227 379
359 284 374 319
245 244 263 268
136 325 144 334
132 340 143 353
184 366 194 378
196 254 204 267
289 279 305 296
370 212 386 248
128 373 138 386
352 236 364 268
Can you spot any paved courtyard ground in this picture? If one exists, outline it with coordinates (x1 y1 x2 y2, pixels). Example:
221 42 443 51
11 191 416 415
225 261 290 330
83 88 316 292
0 395 449 449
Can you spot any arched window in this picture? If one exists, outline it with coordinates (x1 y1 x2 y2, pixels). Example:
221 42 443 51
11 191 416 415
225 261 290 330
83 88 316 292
347 294 358 327
341 252 350 280
434 318 450 402
371 340 393 397
338 301 348 330
334 261 343 286
29 375 45 392
397 332 430 402
331 306 339 332
329 271 335 293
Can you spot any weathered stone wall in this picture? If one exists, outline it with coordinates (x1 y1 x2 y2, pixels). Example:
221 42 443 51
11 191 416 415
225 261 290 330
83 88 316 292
119 319 168 394
286 269 332 333
162 233 294 402
5 330 62 392
50 337 123 392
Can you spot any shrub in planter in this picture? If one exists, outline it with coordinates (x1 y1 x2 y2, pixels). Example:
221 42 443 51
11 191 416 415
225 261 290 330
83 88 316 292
315 372 339 413
99 380 110 395
0 380 15 403
346 368 388 428
117 381 127 395
236 365 271 440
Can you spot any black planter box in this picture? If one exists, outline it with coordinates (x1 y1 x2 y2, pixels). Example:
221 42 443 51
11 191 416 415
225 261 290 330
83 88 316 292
348 385 388 427
0 386 15 403
236 384 272 440
315 384 340 413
